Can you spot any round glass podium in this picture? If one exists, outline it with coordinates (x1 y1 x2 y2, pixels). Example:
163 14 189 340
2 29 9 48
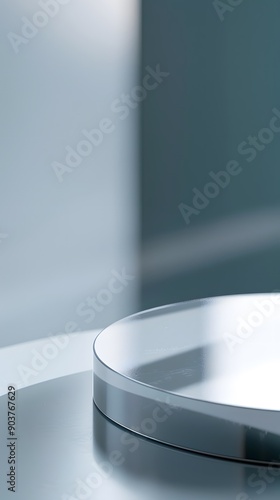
93 294 280 465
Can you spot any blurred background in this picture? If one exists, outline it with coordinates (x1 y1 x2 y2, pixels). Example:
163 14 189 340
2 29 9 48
1 0 280 347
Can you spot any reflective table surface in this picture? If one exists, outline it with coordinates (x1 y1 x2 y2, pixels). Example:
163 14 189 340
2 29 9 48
0 301 280 499
0 370 280 499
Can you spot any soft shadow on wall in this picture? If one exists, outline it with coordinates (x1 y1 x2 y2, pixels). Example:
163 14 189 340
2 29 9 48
140 0 280 309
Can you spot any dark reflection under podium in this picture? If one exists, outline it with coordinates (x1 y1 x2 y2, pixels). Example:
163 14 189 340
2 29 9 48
93 402 280 499
0 370 279 499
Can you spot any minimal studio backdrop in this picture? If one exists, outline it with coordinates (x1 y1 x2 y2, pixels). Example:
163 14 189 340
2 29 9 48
1 0 280 347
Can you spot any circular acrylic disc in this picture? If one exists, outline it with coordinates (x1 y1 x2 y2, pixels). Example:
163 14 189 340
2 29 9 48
93 294 280 464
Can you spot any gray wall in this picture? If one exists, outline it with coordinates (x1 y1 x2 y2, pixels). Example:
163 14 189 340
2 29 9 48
0 0 140 347
141 0 280 308
2 0 280 347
